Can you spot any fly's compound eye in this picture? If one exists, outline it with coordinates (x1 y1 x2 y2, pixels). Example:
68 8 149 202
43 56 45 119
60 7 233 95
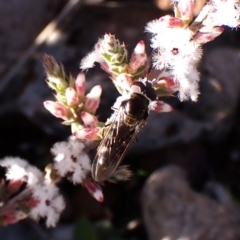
130 81 145 94
130 81 157 101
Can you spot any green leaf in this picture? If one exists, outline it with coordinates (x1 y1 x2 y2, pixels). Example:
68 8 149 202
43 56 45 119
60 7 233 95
73 217 97 240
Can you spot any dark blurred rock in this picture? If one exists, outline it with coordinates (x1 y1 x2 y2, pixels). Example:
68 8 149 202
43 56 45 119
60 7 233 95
0 220 47 240
142 165 240 240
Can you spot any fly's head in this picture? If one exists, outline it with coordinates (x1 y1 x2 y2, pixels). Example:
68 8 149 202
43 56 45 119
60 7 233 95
130 80 157 101
123 80 157 126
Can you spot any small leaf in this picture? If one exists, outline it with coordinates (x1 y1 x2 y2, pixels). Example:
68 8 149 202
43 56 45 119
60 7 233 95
73 217 97 240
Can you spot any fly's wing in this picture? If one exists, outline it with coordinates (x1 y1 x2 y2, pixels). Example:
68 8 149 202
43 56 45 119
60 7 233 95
91 103 146 182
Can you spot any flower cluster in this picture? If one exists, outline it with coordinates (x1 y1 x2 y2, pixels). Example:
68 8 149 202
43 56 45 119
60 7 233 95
0 157 65 227
1 0 240 229
50 137 103 202
43 56 105 201
144 0 234 101
43 55 102 141
80 35 173 112
204 0 240 28
81 34 148 93
43 0 240 195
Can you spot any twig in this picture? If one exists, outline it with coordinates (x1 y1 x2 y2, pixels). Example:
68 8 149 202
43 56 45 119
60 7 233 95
0 0 82 94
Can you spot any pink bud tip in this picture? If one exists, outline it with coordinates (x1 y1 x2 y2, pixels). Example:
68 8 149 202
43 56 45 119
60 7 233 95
44 101 69 119
65 87 79 106
75 72 86 96
134 41 145 54
0 211 17 225
81 111 97 128
27 198 40 208
85 85 102 114
178 0 194 20
100 61 112 75
84 177 104 202
129 41 147 71
89 85 102 98
74 128 100 140
7 180 23 195
159 15 183 28
194 27 224 44
149 100 173 113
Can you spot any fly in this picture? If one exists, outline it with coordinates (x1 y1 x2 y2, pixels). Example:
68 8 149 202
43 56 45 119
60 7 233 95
91 80 156 182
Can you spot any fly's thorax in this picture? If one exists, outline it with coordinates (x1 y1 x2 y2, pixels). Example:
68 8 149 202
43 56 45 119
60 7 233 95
124 93 149 125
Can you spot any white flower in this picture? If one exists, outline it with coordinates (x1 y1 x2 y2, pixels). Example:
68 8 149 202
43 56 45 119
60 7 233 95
51 137 91 184
145 19 162 37
175 67 200 101
146 18 189 50
80 40 103 70
146 19 202 69
53 195 66 212
0 157 65 227
30 182 65 227
45 208 59 228
208 0 240 28
0 157 43 185
146 18 202 101
151 27 200 68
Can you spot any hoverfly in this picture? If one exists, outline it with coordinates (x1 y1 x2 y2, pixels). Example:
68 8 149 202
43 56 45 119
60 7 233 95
91 80 157 182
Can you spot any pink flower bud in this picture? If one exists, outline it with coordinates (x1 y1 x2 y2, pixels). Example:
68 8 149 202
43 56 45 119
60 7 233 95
84 177 104 202
7 180 23 196
22 198 40 209
74 128 100 141
159 15 183 28
149 100 173 112
81 112 98 128
65 87 79 106
85 85 102 114
0 210 26 226
129 41 147 71
75 72 86 97
178 0 194 21
193 27 224 44
0 211 17 226
44 101 69 120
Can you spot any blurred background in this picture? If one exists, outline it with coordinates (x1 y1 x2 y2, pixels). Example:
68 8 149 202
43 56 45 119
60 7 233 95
1 0 240 239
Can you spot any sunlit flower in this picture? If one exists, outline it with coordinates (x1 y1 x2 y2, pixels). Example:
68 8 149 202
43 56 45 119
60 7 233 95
75 72 86 98
51 137 91 184
84 85 102 114
44 101 70 120
65 87 79 106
